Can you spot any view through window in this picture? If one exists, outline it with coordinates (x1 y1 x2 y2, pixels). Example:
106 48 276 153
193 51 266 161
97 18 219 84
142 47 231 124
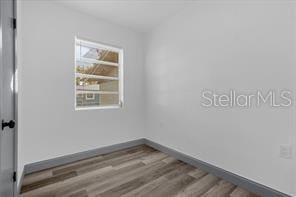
75 38 123 109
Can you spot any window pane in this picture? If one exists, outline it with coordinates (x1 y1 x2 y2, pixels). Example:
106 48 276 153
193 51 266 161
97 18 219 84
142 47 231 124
76 78 118 92
100 80 119 91
76 61 118 77
76 44 119 63
76 93 99 107
76 93 119 108
99 94 119 106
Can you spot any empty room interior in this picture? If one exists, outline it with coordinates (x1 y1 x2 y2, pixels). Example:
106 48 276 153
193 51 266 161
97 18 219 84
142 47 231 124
0 0 296 196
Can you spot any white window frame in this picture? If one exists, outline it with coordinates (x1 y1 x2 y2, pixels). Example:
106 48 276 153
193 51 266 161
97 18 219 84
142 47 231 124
75 37 124 110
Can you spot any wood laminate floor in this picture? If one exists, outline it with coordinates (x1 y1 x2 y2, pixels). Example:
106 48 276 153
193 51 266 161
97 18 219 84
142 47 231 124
20 145 259 197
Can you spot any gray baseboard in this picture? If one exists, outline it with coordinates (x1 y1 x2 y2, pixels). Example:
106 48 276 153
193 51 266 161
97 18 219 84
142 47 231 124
20 138 291 197
144 139 291 197
23 138 145 175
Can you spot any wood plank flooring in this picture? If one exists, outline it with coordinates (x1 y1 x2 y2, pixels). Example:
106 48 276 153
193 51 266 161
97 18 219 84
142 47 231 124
20 145 259 197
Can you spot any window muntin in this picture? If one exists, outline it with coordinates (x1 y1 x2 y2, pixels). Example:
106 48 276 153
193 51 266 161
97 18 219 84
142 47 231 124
75 38 123 109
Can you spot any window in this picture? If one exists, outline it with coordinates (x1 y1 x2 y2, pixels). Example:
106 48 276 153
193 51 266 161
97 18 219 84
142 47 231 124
75 38 123 110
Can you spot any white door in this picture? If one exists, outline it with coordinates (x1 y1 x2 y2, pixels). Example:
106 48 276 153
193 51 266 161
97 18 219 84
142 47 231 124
0 0 16 196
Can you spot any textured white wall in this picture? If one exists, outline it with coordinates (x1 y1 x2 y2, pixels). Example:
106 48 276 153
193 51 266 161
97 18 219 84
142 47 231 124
17 0 144 180
144 3 296 196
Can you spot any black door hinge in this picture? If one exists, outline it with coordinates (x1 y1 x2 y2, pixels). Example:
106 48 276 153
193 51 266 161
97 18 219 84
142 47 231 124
12 18 16 29
13 171 16 182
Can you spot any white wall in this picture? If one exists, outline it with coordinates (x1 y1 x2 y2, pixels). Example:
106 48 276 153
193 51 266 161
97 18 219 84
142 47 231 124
18 1 296 195
144 2 296 196
17 0 144 179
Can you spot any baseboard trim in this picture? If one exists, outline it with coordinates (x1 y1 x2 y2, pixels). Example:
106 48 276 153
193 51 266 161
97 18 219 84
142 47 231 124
144 139 291 197
20 138 291 197
23 138 145 175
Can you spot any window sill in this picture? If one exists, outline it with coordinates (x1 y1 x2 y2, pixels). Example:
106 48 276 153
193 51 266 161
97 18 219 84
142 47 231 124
75 105 122 111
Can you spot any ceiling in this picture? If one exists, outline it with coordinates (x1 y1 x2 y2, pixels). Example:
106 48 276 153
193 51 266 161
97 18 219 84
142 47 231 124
52 0 190 32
